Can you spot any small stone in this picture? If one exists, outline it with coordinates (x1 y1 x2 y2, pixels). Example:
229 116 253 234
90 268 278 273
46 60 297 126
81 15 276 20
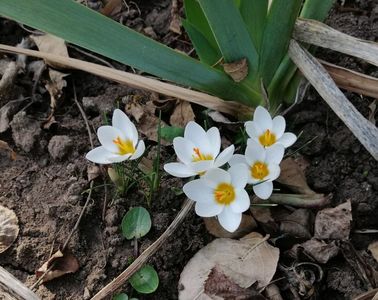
10 111 41 152
48 135 73 160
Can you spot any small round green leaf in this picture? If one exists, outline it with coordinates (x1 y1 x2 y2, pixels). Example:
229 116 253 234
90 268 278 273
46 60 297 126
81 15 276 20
129 265 159 294
112 293 128 300
121 207 151 240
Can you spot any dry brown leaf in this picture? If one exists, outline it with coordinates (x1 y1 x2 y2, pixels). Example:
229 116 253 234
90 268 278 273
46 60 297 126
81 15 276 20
368 100 377 124
250 207 279 235
125 99 169 145
277 157 315 195
36 249 79 283
290 239 339 264
0 205 19 253
178 232 279 300
204 266 264 300
204 214 257 239
100 0 123 17
222 58 248 82
314 200 352 240
0 140 16 160
87 165 101 181
280 209 312 239
169 0 182 34
30 34 69 68
368 241 378 263
170 100 195 127
45 69 68 111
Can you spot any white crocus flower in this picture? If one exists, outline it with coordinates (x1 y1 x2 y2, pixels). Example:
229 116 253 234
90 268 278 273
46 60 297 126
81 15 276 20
86 109 145 164
164 121 234 177
183 164 250 232
245 106 297 148
229 140 284 200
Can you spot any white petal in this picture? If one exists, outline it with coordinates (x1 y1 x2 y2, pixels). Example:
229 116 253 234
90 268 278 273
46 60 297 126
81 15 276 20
191 160 214 174
245 120 263 138
163 162 196 178
195 202 223 217
267 164 280 181
228 163 248 189
277 132 297 148
254 106 272 130
230 189 250 213
253 181 273 200
112 109 138 144
130 140 145 160
265 144 284 164
203 168 231 188
272 115 286 139
218 207 242 232
206 127 221 158
245 139 265 165
214 144 234 167
85 146 114 164
108 153 132 163
184 121 211 154
173 137 196 165
183 180 214 203
97 125 123 153
229 154 247 166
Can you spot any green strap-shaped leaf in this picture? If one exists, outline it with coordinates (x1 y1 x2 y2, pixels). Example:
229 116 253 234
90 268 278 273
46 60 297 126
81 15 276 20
259 0 303 86
239 0 268 53
182 19 221 65
198 0 259 81
183 0 219 52
268 0 335 105
0 0 259 106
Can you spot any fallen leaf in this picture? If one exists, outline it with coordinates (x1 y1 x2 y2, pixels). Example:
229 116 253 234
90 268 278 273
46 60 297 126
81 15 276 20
250 206 279 235
280 209 312 239
31 34 69 69
0 140 16 160
170 100 195 127
368 241 378 263
368 100 377 124
45 69 68 111
314 200 352 240
264 284 283 300
277 157 315 195
0 99 24 133
222 58 248 82
290 239 339 264
178 232 279 300
204 266 265 300
204 214 257 239
36 249 79 283
0 205 19 253
125 99 169 145
100 0 123 17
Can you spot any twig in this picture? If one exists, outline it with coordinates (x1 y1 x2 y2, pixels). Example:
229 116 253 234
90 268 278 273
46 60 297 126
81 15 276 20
91 198 194 300
253 193 331 209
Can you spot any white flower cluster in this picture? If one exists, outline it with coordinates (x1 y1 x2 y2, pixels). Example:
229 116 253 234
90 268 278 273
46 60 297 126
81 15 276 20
164 106 296 232
85 107 296 233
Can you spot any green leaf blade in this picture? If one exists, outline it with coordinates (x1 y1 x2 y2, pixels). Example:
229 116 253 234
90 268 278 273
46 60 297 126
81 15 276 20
121 207 151 240
198 0 259 80
130 265 159 294
259 0 303 86
0 0 254 104
239 0 268 53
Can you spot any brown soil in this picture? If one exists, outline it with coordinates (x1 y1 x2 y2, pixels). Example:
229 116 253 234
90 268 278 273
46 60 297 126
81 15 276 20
0 0 377 299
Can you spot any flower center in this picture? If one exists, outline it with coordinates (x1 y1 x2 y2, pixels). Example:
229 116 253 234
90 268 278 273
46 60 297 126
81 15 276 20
259 129 276 147
192 147 213 162
251 162 269 180
214 183 235 205
113 136 135 155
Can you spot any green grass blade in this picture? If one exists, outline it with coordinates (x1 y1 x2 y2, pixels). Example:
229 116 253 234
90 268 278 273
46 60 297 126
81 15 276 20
198 0 259 80
0 0 256 104
183 0 219 51
239 0 268 52
259 0 303 86
182 19 221 65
